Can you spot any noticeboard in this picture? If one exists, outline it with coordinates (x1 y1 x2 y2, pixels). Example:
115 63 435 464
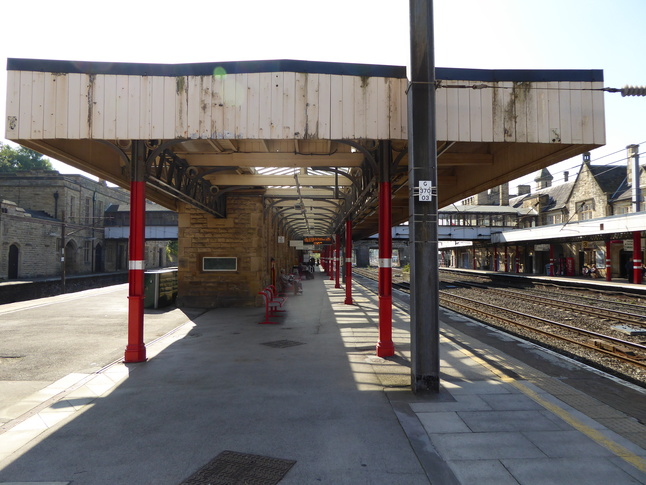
203 257 237 272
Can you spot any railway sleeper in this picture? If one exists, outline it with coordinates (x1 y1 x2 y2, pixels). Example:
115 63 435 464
592 339 643 359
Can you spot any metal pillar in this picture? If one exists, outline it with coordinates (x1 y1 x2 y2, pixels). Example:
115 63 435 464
345 219 353 305
493 246 498 271
515 245 520 273
605 240 612 282
633 231 642 284
377 141 395 357
335 234 341 288
409 0 440 393
504 246 509 272
549 244 555 276
124 141 147 363
472 248 476 270
329 244 335 281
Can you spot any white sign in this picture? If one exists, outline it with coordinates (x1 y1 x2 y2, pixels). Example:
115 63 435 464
278 236 285 244
418 181 435 201
624 240 633 251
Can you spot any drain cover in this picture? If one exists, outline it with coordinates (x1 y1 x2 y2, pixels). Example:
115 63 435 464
261 340 305 348
181 450 296 484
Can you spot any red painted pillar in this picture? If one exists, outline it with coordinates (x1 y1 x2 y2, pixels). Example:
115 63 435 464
345 219 353 305
493 246 498 271
329 244 335 281
376 144 394 358
124 141 147 363
504 246 509 272
335 234 341 288
515 245 520 273
472 248 476 270
633 231 642 284
605 240 612 282
549 244 555 276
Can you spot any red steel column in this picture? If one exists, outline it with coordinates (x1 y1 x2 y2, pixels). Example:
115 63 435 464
472 248 476 270
335 234 341 288
493 246 498 271
504 246 509 272
549 244 555 276
124 141 147 363
377 142 394 357
633 231 642 284
515 245 520 273
345 219 353 305
329 244 335 281
605 240 612 282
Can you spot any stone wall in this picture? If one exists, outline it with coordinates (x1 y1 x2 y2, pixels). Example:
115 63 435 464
0 200 61 279
177 196 294 308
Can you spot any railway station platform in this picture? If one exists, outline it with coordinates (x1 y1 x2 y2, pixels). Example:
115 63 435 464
1 271 646 484
442 266 646 295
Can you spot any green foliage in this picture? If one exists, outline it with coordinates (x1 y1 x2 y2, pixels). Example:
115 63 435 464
166 240 178 262
0 142 53 172
402 263 410 273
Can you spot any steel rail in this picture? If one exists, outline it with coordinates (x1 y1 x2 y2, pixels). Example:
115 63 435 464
440 292 646 369
353 268 646 370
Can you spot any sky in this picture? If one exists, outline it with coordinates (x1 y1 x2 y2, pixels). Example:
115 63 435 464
1 0 645 190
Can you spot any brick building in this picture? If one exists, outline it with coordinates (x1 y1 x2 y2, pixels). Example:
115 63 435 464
0 171 177 281
440 150 646 278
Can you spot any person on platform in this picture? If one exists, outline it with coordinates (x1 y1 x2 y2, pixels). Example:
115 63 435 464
589 264 598 278
279 269 303 295
626 259 633 283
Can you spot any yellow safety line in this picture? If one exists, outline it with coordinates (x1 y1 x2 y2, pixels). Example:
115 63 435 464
454 343 646 473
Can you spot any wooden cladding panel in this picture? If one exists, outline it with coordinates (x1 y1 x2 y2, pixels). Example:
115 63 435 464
6 71 604 145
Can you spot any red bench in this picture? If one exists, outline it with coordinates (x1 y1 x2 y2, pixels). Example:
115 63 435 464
257 287 286 324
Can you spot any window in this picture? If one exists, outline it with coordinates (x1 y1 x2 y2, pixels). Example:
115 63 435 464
85 197 91 223
69 196 76 222
96 201 104 224
577 200 594 220
546 213 562 224
83 241 91 263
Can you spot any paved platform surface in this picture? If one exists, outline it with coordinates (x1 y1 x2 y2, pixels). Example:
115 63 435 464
1 272 646 484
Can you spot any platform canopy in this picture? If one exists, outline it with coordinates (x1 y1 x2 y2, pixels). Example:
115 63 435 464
5 58 605 239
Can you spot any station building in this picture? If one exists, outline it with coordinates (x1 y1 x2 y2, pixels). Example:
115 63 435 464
439 147 646 281
0 170 176 280
4 56 607 373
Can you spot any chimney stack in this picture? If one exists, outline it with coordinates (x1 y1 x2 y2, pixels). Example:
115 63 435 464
563 171 569 182
517 185 531 196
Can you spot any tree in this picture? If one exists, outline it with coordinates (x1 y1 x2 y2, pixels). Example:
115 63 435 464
0 142 53 172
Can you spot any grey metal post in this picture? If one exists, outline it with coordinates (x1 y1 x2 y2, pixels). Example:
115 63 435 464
628 144 640 213
408 0 440 393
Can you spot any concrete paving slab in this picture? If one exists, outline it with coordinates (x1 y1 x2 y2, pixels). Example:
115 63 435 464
458 410 570 433
479 392 544 411
430 432 546 460
523 430 617 458
410 393 492 413
417 411 472 434
446 459 519 485
502 457 645 485
442 379 515 395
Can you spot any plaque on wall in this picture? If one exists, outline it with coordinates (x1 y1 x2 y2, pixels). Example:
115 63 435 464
203 257 237 272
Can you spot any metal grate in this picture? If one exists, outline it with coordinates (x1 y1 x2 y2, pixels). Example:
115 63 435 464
261 340 305 348
181 450 296 485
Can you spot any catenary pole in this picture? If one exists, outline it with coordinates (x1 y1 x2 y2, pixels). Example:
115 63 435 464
409 0 440 392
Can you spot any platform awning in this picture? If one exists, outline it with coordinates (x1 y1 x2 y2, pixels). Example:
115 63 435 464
5 58 605 240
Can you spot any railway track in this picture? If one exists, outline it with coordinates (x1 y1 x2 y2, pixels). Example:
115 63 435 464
352 267 646 385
